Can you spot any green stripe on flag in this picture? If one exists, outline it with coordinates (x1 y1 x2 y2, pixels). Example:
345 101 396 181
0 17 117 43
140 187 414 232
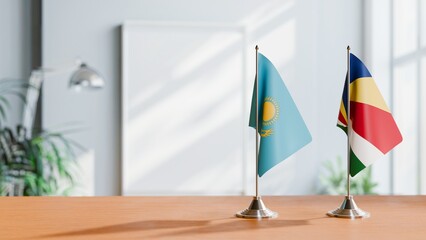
350 149 366 177
337 124 347 133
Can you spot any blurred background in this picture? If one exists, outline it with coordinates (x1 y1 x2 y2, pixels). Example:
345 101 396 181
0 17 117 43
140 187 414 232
0 0 424 196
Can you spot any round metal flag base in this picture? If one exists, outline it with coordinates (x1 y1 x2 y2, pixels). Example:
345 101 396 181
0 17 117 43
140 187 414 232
327 195 370 219
236 196 278 219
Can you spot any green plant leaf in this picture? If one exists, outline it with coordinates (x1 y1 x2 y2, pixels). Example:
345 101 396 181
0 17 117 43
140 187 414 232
318 157 378 195
0 124 80 196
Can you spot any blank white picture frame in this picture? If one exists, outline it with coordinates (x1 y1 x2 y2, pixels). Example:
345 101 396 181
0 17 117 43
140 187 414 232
121 21 247 195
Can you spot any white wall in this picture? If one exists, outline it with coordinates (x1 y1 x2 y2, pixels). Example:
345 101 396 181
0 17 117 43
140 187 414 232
0 0 31 127
43 0 364 195
366 0 426 195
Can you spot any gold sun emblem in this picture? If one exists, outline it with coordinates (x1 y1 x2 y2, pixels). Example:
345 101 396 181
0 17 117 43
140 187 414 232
262 97 279 126
261 96 279 137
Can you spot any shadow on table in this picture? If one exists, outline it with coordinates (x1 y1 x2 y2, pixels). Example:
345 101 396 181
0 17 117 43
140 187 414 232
38 217 320 238
37 220 211 238
152 218 311 238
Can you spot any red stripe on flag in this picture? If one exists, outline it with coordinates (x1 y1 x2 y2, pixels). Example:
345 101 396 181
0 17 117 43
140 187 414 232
351 101 402 154
338 112 347 126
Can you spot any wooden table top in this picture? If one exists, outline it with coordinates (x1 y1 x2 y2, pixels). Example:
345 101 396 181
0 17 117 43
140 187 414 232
1 195 426 239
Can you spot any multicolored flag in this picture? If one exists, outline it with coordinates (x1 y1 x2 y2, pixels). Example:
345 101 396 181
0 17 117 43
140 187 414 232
249 53 311 177
338 53 403 177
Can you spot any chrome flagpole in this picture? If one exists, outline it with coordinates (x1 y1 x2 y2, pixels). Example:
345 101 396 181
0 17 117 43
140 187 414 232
327 46 369 219
236 45 277 219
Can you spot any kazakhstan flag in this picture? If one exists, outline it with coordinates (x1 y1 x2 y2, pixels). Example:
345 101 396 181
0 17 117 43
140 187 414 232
249 53 312 177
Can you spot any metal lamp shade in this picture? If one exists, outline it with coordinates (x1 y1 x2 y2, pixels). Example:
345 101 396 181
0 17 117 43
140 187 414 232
69 63 104 90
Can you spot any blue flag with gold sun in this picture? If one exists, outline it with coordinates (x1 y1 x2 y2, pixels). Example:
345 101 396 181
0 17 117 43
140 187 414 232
249 53 312 177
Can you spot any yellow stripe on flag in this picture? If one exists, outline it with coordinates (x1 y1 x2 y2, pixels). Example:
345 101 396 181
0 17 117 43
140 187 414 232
350 77 390 112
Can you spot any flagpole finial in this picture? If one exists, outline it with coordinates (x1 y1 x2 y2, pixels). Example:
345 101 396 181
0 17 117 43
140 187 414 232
347 45 351 51
255 45 259 50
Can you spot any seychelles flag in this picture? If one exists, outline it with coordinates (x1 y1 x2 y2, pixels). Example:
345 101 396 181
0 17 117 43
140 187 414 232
338 53 403 177
249 53 311 177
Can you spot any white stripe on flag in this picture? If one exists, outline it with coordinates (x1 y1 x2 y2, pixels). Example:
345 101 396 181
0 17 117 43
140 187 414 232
350 129 384 167
337 119 346 127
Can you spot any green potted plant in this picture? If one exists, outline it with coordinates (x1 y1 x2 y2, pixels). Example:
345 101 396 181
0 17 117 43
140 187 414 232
0 79 80 196
318 156 378 195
